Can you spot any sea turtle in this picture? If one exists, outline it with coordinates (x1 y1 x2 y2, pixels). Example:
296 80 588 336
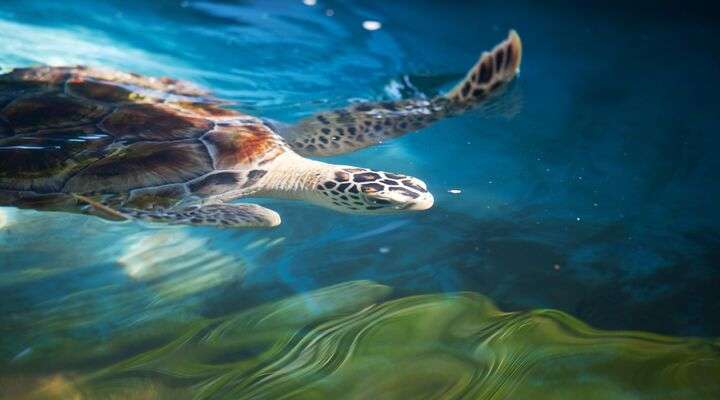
0 31 521 228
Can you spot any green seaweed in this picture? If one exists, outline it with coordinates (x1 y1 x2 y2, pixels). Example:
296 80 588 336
3 281 719 399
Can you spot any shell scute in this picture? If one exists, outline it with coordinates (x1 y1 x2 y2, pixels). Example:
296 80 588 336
202 124 287 169
0 125 113 192
76 68 209 98
0 67 72 107
2 93 108 133
66 78 136 104
1 66 73 85
170 101 242 119
63 141 214 194
100 103 213 141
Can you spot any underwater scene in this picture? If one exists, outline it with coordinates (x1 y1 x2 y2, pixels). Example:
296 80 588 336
1 0 719 399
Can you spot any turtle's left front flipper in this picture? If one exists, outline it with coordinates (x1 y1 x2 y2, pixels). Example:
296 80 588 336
122 203 281 228
281 30 522 157
74 194 281 228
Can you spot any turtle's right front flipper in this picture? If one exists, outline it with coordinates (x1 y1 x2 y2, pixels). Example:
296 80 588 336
281 30 522 157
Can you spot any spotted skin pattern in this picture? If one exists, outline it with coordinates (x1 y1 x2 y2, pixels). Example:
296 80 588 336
288 99 446 157
286 30 522 157
445 30 522 106
314 167 432 213
122 203 280 228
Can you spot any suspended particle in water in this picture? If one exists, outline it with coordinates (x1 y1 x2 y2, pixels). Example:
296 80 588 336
11 347 33 362
362 20 382 31
448 189 462 194
379 246 390 254
325 9 335 16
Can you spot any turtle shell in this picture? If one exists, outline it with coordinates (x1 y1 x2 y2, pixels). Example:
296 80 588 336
0 66 287 196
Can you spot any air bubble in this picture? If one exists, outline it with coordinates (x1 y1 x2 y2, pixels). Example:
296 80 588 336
362 20 382 31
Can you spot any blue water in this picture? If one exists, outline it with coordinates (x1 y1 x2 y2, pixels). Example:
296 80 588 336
1 0 719 398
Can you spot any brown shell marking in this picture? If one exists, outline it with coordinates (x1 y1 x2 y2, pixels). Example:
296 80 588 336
168 101 243 119
1 66 74 85
100 103 213 141
0 125 113 192
74 68 210 98
0 66 71 96
66 78 136 103
67 71 219 106
0 67 73 109
63 141 213 194
2 93 108 133
202 124 286 169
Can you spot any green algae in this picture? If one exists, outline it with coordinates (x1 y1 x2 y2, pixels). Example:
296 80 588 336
3 281 719 399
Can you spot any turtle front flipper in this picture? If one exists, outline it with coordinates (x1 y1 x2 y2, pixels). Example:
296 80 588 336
122 203 281 228
280 30 522 157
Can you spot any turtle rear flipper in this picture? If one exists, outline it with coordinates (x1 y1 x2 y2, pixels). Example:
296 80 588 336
281 30 522 157
122 203 281 228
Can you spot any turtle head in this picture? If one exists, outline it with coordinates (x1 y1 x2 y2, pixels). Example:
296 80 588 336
313 167 434 214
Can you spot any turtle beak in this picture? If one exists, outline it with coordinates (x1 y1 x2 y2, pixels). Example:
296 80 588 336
403 192 434 211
